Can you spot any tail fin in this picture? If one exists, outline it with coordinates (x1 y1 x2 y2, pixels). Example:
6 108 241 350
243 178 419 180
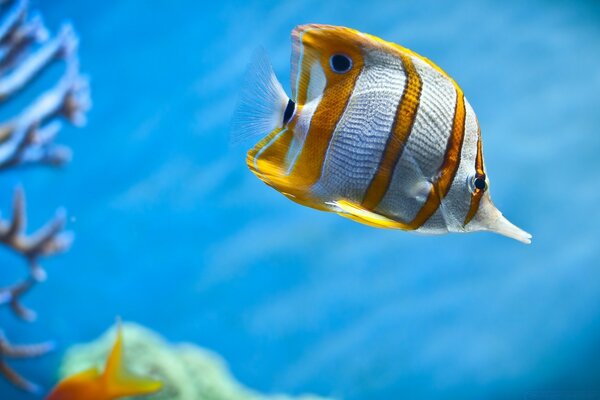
103 319 163 398
230 48 290 144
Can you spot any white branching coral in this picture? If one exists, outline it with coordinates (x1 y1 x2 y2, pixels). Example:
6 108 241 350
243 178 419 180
0 329 54 394
0 187 72 281
0 0 90 393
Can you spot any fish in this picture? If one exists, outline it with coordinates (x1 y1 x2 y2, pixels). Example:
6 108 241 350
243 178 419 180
46 320 162 400
232 24 531 244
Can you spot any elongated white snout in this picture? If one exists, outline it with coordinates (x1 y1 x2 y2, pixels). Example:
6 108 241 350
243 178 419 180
466 193 532 244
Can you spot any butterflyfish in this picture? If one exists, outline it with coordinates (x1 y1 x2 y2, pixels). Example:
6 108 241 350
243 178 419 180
232 24 532 243
46 320 162 400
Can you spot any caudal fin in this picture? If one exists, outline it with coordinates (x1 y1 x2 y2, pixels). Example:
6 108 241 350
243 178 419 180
103 319 163 398
230 48 290 144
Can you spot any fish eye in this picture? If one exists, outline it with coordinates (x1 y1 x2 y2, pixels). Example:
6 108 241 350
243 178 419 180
330 54 352 73
473 175 487 192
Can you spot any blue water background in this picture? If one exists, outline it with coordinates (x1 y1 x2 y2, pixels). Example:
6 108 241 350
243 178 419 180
2 0 600 399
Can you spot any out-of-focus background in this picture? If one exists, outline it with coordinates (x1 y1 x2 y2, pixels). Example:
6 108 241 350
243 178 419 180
1 0 600 399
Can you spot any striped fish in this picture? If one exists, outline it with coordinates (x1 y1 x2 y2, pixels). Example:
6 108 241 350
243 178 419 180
232 24 531 244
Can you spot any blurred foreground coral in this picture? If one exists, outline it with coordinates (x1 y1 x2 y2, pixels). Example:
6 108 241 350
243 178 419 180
0 0 89 393
60 323 333 400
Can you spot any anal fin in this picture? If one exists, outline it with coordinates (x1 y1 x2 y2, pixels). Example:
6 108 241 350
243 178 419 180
328 200 407 230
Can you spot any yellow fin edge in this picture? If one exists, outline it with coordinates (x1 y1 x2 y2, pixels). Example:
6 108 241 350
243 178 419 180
331 200 407 230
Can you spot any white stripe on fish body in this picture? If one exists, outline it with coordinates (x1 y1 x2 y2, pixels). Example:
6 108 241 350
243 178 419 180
406 56 458 179
423 98 480 233
306 61 327 104
313 47 408 203
375 54 458 225
285 64 325 174
285 96 321 174
287 27 325 174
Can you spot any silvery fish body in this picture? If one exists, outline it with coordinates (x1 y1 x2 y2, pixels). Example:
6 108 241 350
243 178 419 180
232 24 531 243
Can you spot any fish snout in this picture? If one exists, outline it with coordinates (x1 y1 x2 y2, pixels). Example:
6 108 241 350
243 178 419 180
465 193 532 244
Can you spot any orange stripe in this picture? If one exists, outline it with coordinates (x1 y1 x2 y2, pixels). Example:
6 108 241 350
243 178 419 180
405 89 466 229
464 125 485 225
287 51 363 189
361 53 422 210
474 126 484 177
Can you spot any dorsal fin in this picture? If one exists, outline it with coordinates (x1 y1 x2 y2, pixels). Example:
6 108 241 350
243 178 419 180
102 319 163 398
230 48 290 144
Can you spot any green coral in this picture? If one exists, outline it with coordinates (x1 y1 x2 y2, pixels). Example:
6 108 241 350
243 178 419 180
58 323 331 400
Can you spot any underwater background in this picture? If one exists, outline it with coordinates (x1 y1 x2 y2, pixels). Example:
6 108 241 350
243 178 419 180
2 0 600 399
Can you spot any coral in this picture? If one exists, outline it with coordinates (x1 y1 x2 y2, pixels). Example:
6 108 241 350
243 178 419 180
60 323 332 400
0 187 72 282
0 331 53 393
0 0 89 393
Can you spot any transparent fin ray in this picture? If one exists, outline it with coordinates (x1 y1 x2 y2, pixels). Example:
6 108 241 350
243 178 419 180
230 48 289 144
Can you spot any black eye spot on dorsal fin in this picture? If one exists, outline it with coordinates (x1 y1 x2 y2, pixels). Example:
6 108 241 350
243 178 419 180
283 98 295 125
